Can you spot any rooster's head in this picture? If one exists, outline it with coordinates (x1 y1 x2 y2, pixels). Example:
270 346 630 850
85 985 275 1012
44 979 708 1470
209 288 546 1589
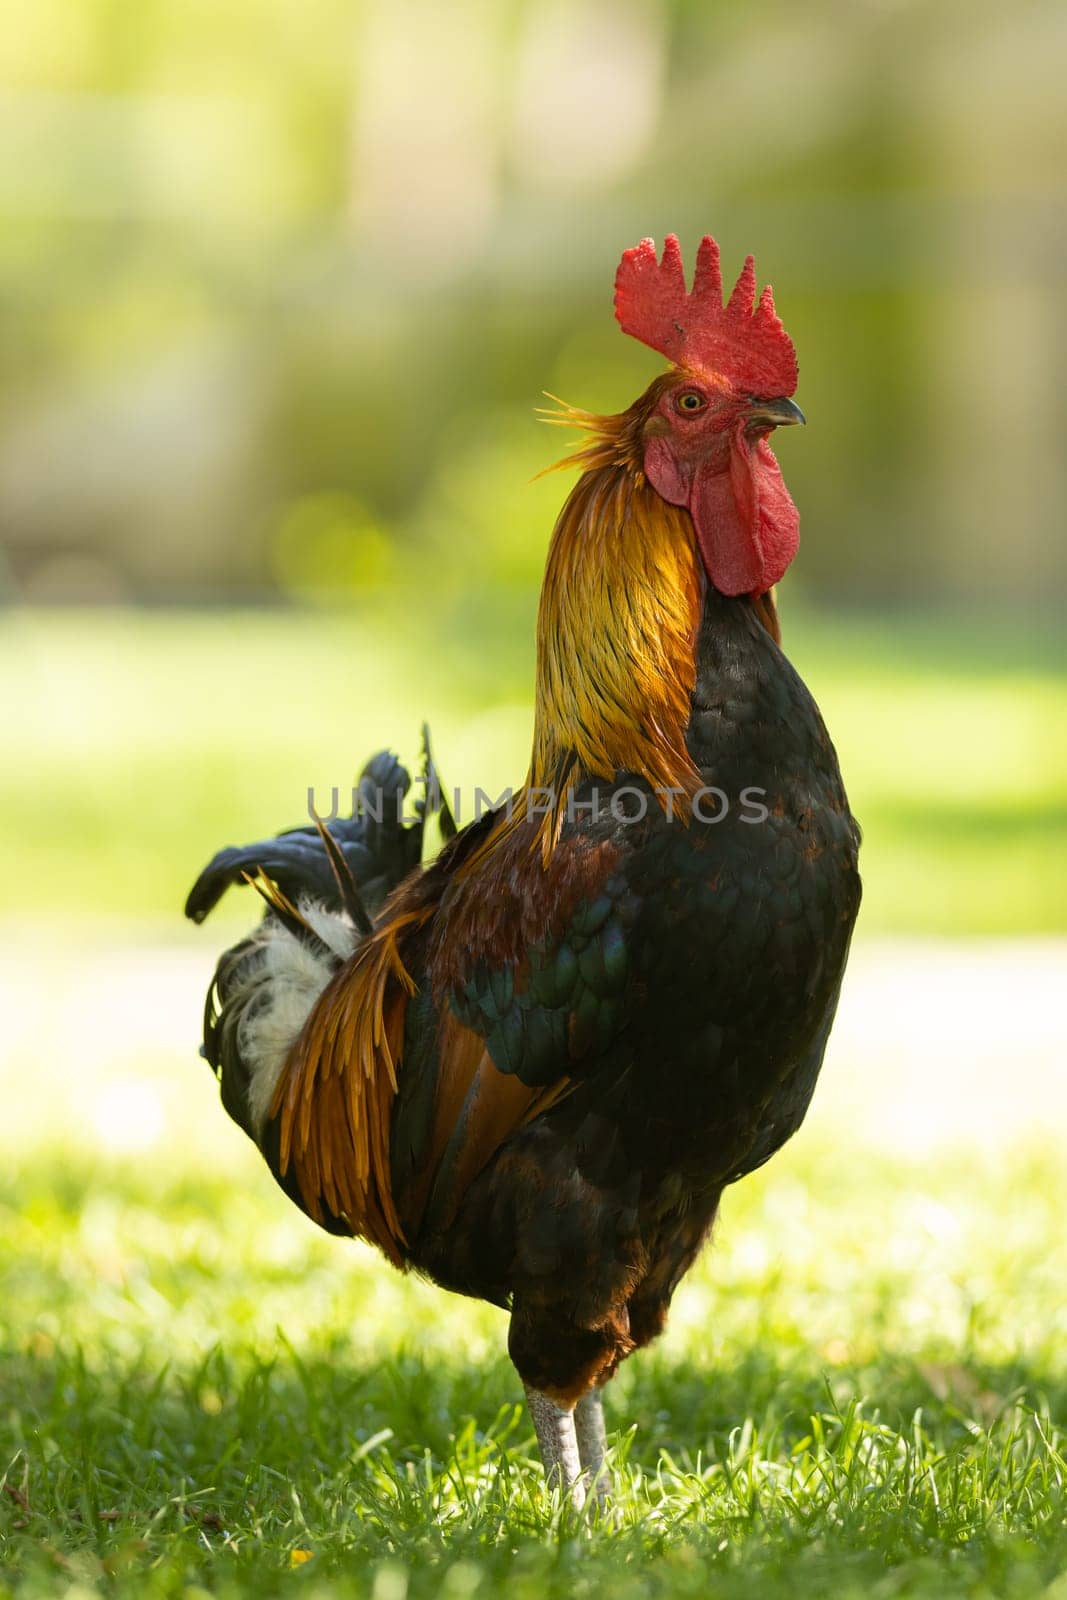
615 234 803 599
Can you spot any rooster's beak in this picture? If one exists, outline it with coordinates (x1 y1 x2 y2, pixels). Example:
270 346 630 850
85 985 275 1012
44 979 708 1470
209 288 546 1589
746 396 806 429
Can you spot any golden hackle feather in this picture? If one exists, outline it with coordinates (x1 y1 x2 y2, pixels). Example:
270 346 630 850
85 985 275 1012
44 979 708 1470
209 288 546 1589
525 393 703 853
436 393 704 879
243 868 329 946
272 905 426 1265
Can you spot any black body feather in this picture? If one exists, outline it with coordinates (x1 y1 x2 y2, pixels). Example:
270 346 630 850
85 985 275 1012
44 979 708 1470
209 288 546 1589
189 597 860 1400
402 589 861 1389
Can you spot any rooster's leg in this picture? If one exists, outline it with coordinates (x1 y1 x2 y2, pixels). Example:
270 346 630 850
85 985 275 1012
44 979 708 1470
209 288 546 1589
524 1385 584 1504
574 1387 611 1505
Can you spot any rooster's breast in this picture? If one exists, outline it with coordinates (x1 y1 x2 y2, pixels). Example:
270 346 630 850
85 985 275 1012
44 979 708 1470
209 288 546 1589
598 597 861 1181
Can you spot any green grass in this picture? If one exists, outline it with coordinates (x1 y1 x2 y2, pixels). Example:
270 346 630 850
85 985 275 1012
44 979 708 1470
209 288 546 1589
2 603 1066 935
2 1135 1064 1599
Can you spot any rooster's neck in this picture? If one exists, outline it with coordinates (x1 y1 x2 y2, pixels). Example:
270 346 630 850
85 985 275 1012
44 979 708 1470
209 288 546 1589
529 462 703 818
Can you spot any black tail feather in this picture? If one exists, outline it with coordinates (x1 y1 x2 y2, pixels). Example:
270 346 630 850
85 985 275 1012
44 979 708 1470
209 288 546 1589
421 722 457 841
189 729 457 1191
308 810 375 936
185 731 454 927
202 933 267 1142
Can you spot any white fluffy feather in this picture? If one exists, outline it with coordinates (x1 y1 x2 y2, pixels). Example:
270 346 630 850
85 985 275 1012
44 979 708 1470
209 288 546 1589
234 901 359 1135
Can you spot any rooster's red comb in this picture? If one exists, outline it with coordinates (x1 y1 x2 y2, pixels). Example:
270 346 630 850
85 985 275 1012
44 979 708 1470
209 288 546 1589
614 234 798 396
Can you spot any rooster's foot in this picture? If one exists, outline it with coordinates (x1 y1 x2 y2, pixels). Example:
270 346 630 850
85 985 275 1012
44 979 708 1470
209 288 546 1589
524 1384 585 1507
575 1387 612 1509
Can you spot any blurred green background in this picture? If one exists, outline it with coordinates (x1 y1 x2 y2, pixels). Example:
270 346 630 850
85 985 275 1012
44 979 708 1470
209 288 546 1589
1 0 1065 937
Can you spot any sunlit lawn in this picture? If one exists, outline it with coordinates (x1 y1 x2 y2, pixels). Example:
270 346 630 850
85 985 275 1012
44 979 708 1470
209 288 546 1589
3 604 1066 935
2 1131 1065 1600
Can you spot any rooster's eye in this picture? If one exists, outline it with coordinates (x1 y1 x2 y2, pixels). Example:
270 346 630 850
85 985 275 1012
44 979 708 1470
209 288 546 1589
675 391 706 414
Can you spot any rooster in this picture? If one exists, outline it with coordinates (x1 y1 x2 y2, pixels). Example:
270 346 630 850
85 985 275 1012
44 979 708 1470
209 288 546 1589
186 234 861 1506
